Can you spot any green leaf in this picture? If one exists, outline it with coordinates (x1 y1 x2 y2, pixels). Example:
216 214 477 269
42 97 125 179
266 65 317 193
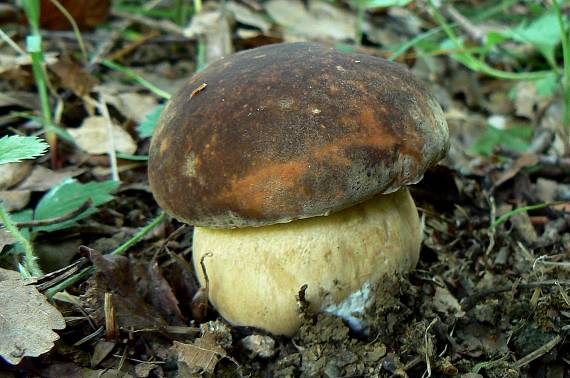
137 104 165 139
470 124 534 156
0 135 48 165
508 12 561 66
535 73 558 97
33 179 119 232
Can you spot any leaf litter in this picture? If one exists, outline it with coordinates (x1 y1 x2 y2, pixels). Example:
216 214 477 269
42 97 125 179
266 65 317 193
1 0 570 377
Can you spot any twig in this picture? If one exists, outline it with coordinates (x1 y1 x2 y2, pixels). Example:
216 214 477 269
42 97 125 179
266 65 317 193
156 223 189 257
49 0 88 63
0 28 26 55
105 30 161 62
191 252 213 320
444 4 486 44
512 334 562 369
105 292 119 339
35 257 89 291
111 10 184 35
7 199 92 228
87 0 165 70
97 95 119 182
74 326 104 346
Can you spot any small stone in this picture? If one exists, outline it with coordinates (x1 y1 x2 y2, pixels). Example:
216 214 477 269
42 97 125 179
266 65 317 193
241 335 276 358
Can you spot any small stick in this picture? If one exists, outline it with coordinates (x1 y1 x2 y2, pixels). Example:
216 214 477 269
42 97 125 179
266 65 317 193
513 334 562 368
191 252 213 320
98 95 119 182
105 292 119 340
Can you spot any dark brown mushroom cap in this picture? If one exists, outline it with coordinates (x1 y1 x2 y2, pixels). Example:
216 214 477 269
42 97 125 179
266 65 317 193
148 42 449 228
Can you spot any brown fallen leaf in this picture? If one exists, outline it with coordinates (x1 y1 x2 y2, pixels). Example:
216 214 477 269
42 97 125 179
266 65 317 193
82 249 168 331
0 190 31 211
491 153 539 189
69 116 137 155
172 332 226 376
0 161 33 190
0 268 65 365
134 259 185 326
50 55 99 97
105 92 158 124
15 165 84 192
264 0 358 42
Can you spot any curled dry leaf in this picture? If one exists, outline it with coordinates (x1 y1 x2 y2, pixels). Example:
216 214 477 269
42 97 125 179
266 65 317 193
69 116 137 155
0 268 65 365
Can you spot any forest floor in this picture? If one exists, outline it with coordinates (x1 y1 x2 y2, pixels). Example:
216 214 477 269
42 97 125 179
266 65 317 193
0 1 569 377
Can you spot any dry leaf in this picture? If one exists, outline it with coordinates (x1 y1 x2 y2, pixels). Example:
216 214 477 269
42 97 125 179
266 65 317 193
0 190 31 211
172 332 226 375
135 259 185 325
0 228 17 252
264 0 358 42
0 268 65 364
69 116 137 155
0 161 33 190
113 93 158 124
432 286 464 317
15 166 84 192
184 4 234 65
513 81 551 120
50 55 99 97
0 91 40 109
227 1 272 33
82 250 168 330
100 90 158 124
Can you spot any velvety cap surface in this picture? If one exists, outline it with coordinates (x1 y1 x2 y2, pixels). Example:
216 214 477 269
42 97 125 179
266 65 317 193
148 42 449 227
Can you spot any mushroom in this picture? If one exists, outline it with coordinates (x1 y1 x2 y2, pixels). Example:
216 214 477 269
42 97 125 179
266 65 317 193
148 42 449 336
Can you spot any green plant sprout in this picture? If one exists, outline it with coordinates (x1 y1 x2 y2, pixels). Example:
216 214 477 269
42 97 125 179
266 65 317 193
553 0 570 133
492 201 568 229
20 0 56 157
428 1 552 81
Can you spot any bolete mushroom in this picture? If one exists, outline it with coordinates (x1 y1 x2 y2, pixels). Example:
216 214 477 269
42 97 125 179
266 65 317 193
148 42 449 336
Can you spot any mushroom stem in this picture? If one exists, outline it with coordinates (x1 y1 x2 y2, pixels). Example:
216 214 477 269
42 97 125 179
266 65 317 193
192 188 422 336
